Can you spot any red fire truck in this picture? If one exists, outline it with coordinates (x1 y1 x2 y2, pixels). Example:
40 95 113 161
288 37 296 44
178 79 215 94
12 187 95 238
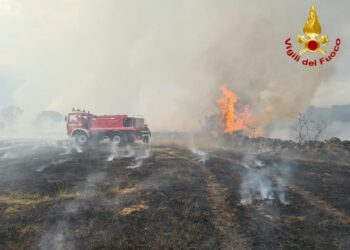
65 109 151 146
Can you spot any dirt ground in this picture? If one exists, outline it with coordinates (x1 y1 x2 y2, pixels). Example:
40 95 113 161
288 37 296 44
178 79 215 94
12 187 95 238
0 139 349 249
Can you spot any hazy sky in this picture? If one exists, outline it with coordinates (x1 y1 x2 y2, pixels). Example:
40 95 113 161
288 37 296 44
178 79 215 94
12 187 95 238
0 0 349 131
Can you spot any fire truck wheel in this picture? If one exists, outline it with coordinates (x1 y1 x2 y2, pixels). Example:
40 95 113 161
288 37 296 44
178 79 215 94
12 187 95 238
110 132 125 146
74 131 88 146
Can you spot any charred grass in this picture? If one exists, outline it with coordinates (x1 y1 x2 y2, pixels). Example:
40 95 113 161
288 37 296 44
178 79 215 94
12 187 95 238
0 141 349 249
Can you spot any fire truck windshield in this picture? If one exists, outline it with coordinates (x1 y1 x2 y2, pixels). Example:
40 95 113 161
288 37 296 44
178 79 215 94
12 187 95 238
135 118 144 128
69 114 79 122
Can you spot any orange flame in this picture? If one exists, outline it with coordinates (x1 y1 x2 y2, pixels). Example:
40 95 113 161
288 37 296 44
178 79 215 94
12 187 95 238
217 85 254 134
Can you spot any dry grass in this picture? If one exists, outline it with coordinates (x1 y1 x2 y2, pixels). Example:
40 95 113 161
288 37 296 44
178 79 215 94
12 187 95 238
57 190 80 199
18 224 39 235
119 201 149 216
0 191 79 217
112 186 138 195
0 193 52 216
283 215 306 223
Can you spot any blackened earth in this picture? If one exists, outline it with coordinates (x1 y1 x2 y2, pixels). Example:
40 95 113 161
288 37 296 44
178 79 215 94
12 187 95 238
0 139 349 249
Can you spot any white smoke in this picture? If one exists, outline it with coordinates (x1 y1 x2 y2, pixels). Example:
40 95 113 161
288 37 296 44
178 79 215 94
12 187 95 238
79 172 106 198
188 135 208 163
0 140 60 160
1 151 17 159
106 142 120 162
135 145 151 160
126 144 152 169
240 170 274 205
36 159 68 172
39 172 106 250
190 147 208 163
106 143 138 161
240 156 291 205
71 140 83 153
126 160 143 169
39 221 73 250
1 1 348 136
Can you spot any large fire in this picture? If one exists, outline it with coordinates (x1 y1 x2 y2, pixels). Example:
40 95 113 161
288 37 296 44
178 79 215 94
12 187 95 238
217 85 255 135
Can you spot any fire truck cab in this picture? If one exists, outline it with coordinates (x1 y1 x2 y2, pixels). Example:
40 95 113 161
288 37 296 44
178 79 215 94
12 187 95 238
66 109 151 146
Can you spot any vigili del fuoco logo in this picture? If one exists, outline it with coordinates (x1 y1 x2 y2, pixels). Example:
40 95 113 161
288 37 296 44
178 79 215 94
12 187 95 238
284 4 341 67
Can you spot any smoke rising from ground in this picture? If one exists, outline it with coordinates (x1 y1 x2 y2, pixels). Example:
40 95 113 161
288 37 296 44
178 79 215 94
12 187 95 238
39 172 107 250
240 155 291 206
0 1 349 135
107 142 151 169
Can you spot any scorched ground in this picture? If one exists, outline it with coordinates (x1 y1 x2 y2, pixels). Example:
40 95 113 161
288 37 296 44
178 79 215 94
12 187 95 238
0 139 349 249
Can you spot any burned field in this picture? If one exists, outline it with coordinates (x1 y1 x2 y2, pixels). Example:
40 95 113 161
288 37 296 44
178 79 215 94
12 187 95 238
0 140 349 249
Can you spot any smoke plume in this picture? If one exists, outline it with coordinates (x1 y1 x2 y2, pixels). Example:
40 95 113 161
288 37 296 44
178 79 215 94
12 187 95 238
0 1 348 136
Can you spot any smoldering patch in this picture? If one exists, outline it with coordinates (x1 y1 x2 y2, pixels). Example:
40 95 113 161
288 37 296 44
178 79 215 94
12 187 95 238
190 147 208 163
135 146 151 161
106 144 137 161
240 170 274 205
119 201 149 216
36 159 69 172
239 158 291 206
126 160 143 169
39 221 74 250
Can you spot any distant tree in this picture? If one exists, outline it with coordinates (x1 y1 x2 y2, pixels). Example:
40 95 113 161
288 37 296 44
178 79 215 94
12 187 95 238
1 106 23 124
34 111 64 128
200 114 220 132
292 110 327 144
246 124 259 138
